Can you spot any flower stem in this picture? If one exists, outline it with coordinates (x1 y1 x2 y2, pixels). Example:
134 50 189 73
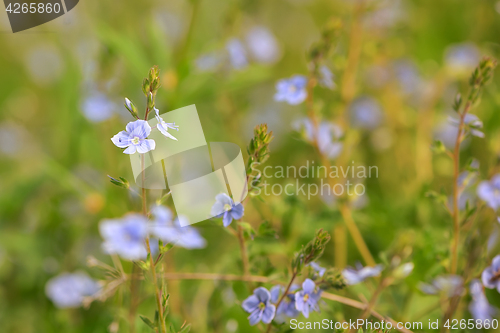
141 155 167 333
264 271 298 333
237 223 251 287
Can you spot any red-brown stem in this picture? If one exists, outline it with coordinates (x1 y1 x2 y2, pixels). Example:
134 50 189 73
264 271 298 333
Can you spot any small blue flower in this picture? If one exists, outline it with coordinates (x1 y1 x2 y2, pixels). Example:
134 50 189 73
195 52 223 72
449 114 484 138
294 279 321 318
245 26 279 64
149 205 206 249
477 175 500 211
99 214 149 260
226 38 248 69
469 279 496 321
270 285 300 320
294 118 343 159
274 75 308 105
242 287 276 325
81 91 116 123
419 275 464 297
318 66 335 90
482 255 500 292
342 263 383 285
349 96 383 130
111 120 156 154
309 262 326 277
154 108 179 141
45 272 100 308
445 43 480 76
211 193 244 227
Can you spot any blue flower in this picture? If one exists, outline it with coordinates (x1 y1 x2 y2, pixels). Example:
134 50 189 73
294 279 321 318
226 38 248 69
445 43 480 76
469 279 496 321
149 205 206 249
274 75 308 105
211 193 244 227
419 275 464 297
81 91 116 123
242 287 276 325
309 262 326 277
482 255 500 292
270 285 300 320
45 272 100 308
111 120 156 154
294 118 343 159
318 66 335 90
342 263 383 285
449 114 484 138
154 108 179 141
477 175 500 210
245 26 279 64
349 96 383 130
99 214 149 260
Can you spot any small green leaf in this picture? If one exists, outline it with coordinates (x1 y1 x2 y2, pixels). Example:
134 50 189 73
139 315 156 330
179 324 192 333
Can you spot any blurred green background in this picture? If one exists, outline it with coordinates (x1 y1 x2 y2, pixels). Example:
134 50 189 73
0 0 500 332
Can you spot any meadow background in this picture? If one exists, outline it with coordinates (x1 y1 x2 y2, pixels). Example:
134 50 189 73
0 0 500 332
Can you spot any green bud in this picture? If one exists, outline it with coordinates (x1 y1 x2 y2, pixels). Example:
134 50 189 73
142 78 151 95
124 98 138 119
108 175 130 189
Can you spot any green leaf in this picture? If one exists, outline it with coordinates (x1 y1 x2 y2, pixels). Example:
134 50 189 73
139 315 156 330
179 324 192 333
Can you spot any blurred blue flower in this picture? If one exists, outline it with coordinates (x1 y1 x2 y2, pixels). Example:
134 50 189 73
318 66 335 90
111 120 156 154
154 108 179 141
294 118 343 159
294 278 321 318
392 60 422 95
45 272 100 308
342 263 383 285
419 275 464 297
477 175 500 210
149 205 206 249
482 255 500 292
195 52 223 72
349 96 383 130
445 43 480 76
270 285 300 320
81 91 116 123
309 262 326 277
469 279 496 321
245 26 280 64
211 193 244 227
274 75 308 105
448 114 484 138
242 287 276 325
99 214 148 260
226 38 248 69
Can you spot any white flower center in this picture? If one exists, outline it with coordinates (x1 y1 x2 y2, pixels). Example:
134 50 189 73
131 136 140 145
223 203 232 211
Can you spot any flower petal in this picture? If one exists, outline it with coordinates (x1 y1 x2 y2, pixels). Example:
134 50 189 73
222 212 233 227
123 145 137 154
254 287 271 303
136 139 156 154
111 131 131 148
230 203 244 220
248 309 262 326
261 304 276 324
302 278 315 294
242 295 260 313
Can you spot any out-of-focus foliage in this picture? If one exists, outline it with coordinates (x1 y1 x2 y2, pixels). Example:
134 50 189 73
0 0 500 332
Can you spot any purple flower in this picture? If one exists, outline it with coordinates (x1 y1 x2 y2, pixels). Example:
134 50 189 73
226 38 248 69
270 285 300 320
482 255 500 292
242 287 276 325
342 263 383 285
210 193 244 227
45 272 100 308
294 279 322 318
274 75 308 105
419 275 464 297
294 118 343 159
99 214 148 260
349 96 383 130
149 205 206 249
154 108 179 141
111 120 156 154
469 279 496 321
477 175 500 210
309 262 327 277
